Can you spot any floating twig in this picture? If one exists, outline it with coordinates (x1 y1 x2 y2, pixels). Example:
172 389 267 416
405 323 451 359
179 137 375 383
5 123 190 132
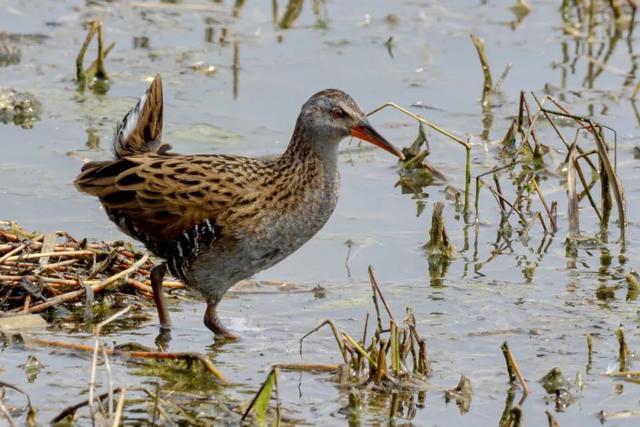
22 336 227 383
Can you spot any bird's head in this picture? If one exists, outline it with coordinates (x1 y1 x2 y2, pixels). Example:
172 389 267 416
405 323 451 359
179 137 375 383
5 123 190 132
298 89 405 160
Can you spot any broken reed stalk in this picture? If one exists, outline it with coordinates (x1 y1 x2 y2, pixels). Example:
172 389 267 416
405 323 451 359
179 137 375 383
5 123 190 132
0 222 199 319
616 327 629 371
76 21 98 83
525 178 557 233
76 20 111 87
0 401 15 427
597 129 613 238
24 336 227 383
94 21 108 80
567 144 581 238
574 151 603 222
521 212 547 239
550 96 620 165
540 108 626 243
298 266 429 397
342 332 377 368
273 363 339 372
535 96 604 219
368 266 395 323
112 387 126 427
300 319 348 364
521 93 545 159
502 342 517 384
279 0 304 29
0 381 35 426
425 202 456 256
587 333 593 368
545 409 560 427
3 250 93 263
474 162 538 229
494 63 512 92
0 234 42 264
515 92 538 157
51 387 123 424
469 33 493 108
367 102 472 218
500 342 529 397
607 370 640 378
493 174 507 212
232 39 239 99
85 42 114 81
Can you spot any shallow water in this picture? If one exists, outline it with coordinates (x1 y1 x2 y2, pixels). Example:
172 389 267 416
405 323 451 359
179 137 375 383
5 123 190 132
1 0 640 425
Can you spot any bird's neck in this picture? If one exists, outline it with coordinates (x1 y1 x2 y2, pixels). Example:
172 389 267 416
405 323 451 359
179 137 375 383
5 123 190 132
261 117 340 243
277 116 340 171
273 116 341 205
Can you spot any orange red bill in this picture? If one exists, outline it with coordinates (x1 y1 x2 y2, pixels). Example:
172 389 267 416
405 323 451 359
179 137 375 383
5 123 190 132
351 121 405 160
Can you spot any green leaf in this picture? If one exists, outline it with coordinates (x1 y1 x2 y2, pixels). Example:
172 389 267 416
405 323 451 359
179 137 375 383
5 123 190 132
254 370 275 425
242 368 279 426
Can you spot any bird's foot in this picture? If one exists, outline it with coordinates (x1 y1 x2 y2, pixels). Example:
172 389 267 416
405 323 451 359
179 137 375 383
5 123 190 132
204 301 239 341
154 327 172 350
205 316 239 341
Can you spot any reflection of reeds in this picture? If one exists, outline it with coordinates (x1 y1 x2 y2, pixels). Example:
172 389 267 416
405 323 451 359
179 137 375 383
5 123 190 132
615 327 629 371
559 0 637 94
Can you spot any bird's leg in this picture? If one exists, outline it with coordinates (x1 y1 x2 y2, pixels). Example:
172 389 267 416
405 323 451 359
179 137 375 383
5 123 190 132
150 263 171 329
204 295 238 340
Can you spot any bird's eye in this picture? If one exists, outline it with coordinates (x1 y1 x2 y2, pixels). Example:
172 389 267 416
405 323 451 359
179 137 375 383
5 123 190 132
332 108 346 119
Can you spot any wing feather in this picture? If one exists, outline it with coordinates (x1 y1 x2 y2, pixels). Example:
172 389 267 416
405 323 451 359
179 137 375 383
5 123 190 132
75 153 267 241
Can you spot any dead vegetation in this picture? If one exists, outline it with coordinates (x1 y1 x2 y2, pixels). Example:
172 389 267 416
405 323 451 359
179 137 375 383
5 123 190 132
75 20 113 93
0 220 181 315
238 266 431 425
2 0 640 425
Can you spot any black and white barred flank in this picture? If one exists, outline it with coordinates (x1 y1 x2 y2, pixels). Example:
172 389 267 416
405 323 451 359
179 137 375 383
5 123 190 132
165 219 220 282
106 208 220 282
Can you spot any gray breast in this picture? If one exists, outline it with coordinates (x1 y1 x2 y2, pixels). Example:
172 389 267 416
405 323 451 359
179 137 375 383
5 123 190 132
189 165 340 299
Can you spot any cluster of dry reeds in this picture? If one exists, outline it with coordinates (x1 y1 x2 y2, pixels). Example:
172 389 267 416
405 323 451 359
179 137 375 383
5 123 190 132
239 266 431 424
474 92 625 248
0 220 184 315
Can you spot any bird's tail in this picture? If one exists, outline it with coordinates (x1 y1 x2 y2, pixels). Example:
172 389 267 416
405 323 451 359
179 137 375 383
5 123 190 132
112 74 170 159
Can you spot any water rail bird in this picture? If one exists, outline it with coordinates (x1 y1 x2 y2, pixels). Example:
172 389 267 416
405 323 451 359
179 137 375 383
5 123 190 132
75 75 404 339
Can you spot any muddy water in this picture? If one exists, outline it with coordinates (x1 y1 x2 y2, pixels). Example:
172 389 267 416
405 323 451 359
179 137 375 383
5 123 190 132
1 1 640 425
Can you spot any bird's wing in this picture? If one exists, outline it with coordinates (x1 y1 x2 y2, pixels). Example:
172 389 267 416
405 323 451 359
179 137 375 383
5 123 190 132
75 153 267 241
